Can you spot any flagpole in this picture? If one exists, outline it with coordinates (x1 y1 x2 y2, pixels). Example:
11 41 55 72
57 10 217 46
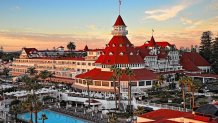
119 0 121 15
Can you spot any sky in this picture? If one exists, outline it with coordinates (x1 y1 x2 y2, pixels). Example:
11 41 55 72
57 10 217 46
0 0 218 51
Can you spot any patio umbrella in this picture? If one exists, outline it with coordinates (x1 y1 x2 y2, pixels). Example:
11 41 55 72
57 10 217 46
195 104 218 117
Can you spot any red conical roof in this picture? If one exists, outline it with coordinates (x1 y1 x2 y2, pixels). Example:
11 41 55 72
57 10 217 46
114 15 126 27
95 36 144 65
84 45 89 51
148 36 157 47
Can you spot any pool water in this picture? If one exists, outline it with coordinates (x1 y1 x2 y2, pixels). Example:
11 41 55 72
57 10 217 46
18 109 87 123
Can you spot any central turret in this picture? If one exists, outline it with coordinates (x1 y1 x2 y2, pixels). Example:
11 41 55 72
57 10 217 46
111 15 128 36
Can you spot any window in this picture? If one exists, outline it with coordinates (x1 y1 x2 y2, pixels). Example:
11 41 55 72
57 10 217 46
77 62 80 65
109 52 113 55
95 81 101 86
88 63 91 66
120 52 124 56
119 44 123 47
89 52 93 55
112 44 115 47
139 81 145 86
131 82 137 86
146 81 152 86
130 52 133 55
102 81 109 86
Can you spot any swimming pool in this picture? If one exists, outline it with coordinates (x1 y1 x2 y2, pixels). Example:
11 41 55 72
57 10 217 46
18 109 88 123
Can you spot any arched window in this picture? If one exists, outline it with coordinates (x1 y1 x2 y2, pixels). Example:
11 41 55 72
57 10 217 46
130 52 133 55
109 52 113 55
120 52 124 56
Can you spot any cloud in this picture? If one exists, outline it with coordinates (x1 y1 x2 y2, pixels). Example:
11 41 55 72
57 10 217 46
0 31 109 51
144 4 187 21
180 17 203 28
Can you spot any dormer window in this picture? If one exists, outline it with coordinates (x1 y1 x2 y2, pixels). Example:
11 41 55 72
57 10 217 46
127 44 129 47
130 52 133 55
106 44 109 47
112 44 116 47
119 44 123 47
109 52 113 55
120 52 124 56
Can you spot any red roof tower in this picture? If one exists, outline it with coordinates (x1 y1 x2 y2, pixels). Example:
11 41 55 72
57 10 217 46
95 15 144 65
76 15 157 83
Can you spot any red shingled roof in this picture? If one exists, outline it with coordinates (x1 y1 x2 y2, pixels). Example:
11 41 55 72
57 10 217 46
114 15 126 26
23 48 38 55
95 36 144 65
76 68 157 81
139 109 217 123
180 52 210 72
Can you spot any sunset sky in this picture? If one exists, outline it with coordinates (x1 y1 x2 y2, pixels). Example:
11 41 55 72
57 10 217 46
1 0 218 51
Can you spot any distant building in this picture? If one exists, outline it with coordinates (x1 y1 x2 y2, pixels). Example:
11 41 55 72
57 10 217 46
10 46 103 83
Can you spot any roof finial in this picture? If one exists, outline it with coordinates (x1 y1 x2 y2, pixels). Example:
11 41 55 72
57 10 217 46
152 29 154 36
119 0 122 15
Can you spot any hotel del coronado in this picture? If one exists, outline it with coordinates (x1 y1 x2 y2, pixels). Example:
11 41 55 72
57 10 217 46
10 13 215 97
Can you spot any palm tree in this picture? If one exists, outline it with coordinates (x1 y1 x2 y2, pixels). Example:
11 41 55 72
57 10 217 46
9 100 21 122
125 67 134 115
21 95 34 123
67 41 76 52
157 74 165 88
39 113 48 123
187 78 201 110
115 67 122 111
178 76 188 109
85 77 93 108
133 106 146 116
48 71 55 82
27 67 38 77
108 113 118 123
110 75 117 110
39 70 49 82
110 65 118 110
33 99 42 123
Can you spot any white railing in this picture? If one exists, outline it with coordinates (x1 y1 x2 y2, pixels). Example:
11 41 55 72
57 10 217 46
136 100 191 112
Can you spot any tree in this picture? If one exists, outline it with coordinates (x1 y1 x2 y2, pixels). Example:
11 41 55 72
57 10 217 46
27 67 38 77
211 36 218 73
33 98 42 123
125 67 134 115
3 67 10 81
9 99 21 122
110 65 118 110
187 78 202 110
39 70 49 82
48 71 55 82
110 75 117 110
67 42 76 52
108 113 118 123
21 95 34 123
39 113 48 123
115 67 122 111
85 77 93 108
157 74 165 88
21 72 42 123
133 106 146 116
178 76 188 109
199 31 213 63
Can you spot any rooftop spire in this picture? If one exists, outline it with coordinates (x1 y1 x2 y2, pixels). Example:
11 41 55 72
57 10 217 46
119 0 122 15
